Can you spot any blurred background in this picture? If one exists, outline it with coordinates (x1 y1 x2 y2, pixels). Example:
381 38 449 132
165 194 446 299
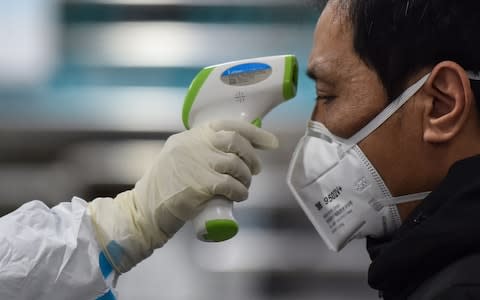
0 0 376 299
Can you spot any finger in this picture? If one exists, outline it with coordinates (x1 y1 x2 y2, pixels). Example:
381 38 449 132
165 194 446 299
211 153 252 187
211 174 249 202
209 120 279 150
212 131 261 175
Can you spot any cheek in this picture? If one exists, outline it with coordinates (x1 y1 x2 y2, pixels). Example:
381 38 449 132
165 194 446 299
357 106 424 194
311 97 387 138
360 104 422 159
357 117 402 193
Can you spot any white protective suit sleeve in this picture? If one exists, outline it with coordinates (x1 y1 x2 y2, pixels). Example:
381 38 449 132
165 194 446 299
0 198 118 300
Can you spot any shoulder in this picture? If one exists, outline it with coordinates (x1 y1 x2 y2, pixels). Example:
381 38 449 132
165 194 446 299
409 253 480 300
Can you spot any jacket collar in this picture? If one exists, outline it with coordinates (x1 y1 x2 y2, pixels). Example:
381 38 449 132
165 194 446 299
367 155 480 298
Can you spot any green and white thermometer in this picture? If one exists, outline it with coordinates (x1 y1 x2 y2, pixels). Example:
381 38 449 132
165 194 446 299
183 54 298 242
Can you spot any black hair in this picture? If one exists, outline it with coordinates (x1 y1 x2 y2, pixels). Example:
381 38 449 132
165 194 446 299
325 0 480 102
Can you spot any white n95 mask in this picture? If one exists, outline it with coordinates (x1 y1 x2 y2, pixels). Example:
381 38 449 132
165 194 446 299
287 73 437 252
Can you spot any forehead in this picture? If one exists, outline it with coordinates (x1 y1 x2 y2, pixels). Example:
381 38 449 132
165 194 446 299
308 3 358 80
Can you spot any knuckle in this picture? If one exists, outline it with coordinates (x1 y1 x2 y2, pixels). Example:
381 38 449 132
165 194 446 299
237 189 249 202
219 130 235 138
222 131 239 145
226 153 240 165
247 155 260 172
244 176 252 188
222 174 236 186
211 160 224 173
212 131 233 149
250 152 260 164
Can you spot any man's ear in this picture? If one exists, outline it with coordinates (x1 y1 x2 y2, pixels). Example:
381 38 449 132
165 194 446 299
422 61 475 143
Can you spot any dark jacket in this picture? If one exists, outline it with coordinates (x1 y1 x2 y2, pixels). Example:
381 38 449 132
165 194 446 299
367 155 480 300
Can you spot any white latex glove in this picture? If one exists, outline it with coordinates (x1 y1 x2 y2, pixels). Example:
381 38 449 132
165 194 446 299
87 120 278 274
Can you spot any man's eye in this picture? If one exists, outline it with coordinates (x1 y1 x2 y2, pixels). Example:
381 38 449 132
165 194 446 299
315 95 336 102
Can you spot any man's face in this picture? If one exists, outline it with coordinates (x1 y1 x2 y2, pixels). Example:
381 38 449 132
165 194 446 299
309 3 388 139
308 1 431 210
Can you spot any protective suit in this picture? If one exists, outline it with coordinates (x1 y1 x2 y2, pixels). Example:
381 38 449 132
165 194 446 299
0 199 117 300
0 120 278 299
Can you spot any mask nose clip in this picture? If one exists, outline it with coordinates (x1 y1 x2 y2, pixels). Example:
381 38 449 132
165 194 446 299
307 121 336 143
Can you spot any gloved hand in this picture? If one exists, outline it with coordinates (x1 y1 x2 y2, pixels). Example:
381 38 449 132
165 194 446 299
87 120 279 274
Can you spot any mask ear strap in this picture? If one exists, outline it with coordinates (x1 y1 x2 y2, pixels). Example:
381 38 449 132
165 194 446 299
379 191 431 207
467 71 480 80
346 73 431 146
